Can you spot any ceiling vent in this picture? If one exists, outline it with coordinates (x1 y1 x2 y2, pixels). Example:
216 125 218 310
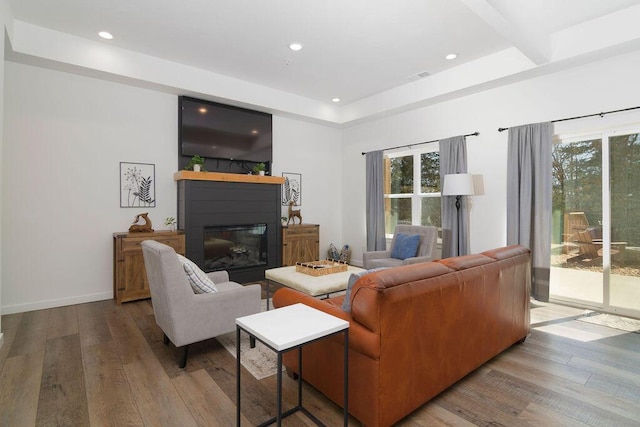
416 71 431 78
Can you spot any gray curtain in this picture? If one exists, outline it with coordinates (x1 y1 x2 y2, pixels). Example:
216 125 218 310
439 136 469 258
366 151 386 251
507 122 553 302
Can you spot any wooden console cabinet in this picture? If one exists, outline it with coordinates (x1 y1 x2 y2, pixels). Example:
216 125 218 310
113 231 185 304
282 224 319 266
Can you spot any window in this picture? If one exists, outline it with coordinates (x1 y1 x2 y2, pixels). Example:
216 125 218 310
383 147 441 237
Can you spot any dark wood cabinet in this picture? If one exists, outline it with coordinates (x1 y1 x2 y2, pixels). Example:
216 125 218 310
113 231 185 304
282 224 319 266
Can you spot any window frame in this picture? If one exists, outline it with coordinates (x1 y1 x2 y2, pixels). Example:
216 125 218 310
384 143 440 239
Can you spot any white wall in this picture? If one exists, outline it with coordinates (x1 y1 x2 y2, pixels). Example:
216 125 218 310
342 49 640 266
1 61 343 314
2 62 178 313
272 115 343 255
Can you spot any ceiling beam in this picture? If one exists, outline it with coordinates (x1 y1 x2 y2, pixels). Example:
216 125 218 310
459 0 550 65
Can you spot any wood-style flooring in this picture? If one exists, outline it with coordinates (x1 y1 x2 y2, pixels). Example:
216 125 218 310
1 296 640 426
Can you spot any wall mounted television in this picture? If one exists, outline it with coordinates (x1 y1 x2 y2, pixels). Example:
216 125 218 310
179 96 272 165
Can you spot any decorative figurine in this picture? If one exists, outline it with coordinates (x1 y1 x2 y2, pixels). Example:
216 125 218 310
129 212 154 233
287 201 302 225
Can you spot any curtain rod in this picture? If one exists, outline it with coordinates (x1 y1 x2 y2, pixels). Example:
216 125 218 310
361 131 479 156
497 105 640 132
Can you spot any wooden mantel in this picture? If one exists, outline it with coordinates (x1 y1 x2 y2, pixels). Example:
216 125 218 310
174 170 285 184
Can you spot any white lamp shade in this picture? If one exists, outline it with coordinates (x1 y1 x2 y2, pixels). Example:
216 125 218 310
442 173 475 196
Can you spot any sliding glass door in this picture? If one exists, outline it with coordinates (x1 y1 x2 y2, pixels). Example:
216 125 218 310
608 133 640 312
551 130 640 317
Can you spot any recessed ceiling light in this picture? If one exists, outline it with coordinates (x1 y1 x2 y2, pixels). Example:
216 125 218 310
289 42 303 51
98 31 113 40
445 53 457 60
332 98 341 103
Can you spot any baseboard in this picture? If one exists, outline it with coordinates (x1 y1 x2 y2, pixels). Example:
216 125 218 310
1 291 114 315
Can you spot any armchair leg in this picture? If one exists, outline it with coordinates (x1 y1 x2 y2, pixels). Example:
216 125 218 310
163 333 169 346
179 345 189 369
250 335 256 348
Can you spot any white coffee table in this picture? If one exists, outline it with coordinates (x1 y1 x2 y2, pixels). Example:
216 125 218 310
264 265 365 309
235 303 349 426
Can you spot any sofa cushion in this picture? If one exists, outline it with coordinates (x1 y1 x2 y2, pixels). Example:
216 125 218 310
176 254 218 294
390 233 420 260
342 268 388 312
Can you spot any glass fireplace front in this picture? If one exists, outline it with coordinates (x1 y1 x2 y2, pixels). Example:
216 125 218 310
203 224 267 271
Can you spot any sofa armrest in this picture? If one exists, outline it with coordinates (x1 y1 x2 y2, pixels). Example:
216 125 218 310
171 283 261 347
401 255 436 265
362 250 391 264
207 270 230 283
272 287 380 359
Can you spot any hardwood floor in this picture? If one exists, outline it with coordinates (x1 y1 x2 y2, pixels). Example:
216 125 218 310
1 298 639 426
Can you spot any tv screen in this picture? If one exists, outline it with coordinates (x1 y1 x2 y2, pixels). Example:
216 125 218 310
179 96 272 163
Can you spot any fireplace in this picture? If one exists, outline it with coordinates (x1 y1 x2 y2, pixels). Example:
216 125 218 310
177 175 283 283
203 224 267 271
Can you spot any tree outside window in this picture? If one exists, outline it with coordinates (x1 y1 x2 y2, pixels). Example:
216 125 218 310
384 148 441 237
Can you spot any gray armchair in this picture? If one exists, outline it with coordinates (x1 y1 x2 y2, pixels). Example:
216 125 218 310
363 225 438 269
141 240 261 368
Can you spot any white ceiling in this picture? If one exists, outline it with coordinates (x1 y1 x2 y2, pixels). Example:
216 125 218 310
6 0 640 124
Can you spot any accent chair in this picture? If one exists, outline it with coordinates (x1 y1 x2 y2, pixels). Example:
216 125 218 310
141 240 261 368
363 225 438 269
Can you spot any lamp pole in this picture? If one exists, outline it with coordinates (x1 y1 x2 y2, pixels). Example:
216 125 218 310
442 174 475 256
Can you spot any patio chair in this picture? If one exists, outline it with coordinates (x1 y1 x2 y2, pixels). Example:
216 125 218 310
575 228 627 260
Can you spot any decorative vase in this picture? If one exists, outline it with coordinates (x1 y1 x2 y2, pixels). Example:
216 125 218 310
193 164 201 172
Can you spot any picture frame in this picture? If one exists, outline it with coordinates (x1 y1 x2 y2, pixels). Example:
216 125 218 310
282 172 302 206
120 162 156 208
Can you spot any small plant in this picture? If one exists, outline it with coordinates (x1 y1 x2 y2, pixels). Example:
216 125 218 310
252 162 266 174
281 216 288 224
185 155 206 171
164 216 176 230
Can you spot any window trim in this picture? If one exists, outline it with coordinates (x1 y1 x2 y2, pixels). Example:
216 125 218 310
384 144 441 239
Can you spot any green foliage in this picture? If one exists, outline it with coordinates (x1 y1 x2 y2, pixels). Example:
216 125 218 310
610 134 640 244
421 152 440 192
388 155 413 194
552 139 602 227
553 134 640 246
184 155 206 171
385 151 442 234
252 162 266 173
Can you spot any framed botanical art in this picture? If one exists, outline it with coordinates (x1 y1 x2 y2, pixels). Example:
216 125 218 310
120 162 156 208
282 172 302 206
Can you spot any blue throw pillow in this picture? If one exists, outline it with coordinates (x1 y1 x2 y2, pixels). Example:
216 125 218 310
341 268 388 312
390 233 421 260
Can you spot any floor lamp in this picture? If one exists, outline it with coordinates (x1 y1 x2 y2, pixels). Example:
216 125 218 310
442 174 475 255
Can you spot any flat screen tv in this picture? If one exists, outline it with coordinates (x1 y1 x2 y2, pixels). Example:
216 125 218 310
179 96 272 163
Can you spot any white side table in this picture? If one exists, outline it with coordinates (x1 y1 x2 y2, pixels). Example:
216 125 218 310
236 303 349 426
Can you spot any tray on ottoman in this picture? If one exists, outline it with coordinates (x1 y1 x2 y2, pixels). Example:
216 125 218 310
295 260 348 276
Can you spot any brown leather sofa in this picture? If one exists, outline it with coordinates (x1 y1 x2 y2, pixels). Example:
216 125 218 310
272 245 531 427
